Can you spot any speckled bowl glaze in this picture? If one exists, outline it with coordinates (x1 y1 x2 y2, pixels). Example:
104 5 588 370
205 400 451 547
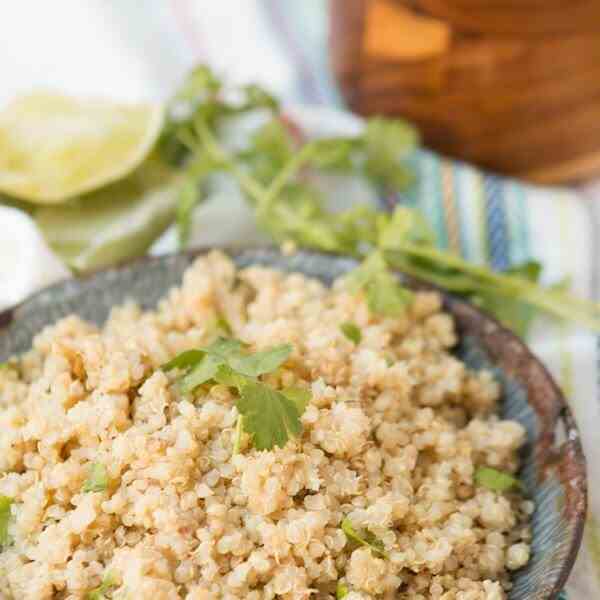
0 248 586 599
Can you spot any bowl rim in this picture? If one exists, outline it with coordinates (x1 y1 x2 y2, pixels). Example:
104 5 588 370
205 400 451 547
0 245 588 599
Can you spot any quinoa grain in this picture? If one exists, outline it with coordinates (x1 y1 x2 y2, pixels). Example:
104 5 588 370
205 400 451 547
0 252 531 599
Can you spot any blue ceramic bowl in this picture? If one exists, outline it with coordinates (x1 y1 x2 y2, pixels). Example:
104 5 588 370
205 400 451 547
0 248 586 599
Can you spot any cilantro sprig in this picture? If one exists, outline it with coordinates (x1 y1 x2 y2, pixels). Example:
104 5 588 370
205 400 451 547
163 338 292 391
236 382 303 450
82 463 109 493
0 496 13 549
159 65 600 335
341 517 388 559
340 322 361 345
87 571 117 600
346 252 413 317
163 338 309 451
474 467 523 493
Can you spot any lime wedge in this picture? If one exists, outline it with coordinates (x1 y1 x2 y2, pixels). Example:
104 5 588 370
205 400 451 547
0 92 164 204
35 157 180 272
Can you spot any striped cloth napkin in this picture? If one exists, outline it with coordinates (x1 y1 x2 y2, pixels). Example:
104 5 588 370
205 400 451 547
0 2 598 597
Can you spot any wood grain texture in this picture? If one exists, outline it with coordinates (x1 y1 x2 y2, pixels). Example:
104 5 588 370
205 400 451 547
330 0 600 182
416 0 600 34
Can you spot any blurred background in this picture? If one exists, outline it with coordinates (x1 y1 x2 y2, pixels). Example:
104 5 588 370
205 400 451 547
4 0 600 186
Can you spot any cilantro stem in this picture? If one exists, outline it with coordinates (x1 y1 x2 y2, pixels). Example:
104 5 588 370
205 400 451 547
387 244 600 331
258 141 320 217
164 66 600 335
233 414 243 455
194 120 266 205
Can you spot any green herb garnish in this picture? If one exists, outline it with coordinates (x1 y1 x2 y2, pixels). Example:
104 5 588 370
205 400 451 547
215 314 233 336
340 322 362 345
346 252 414 317
82 463 109 493
341 517 388 559
232 415 244 455
23 64 600 337
474 467 523 493
179 354 224 393
236 382 304 451
161 349 206 372
280 387 311 414
336 582 349 599
157 65 600 336
163 338 292 392
0 496 13 548
164 339 306 451
87 571 117 600
225 343 292 377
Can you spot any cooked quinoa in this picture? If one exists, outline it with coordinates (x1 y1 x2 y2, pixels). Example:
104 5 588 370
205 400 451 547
0 252 532 600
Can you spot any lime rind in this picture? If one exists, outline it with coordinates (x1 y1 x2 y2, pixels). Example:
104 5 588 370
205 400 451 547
0 92 164 204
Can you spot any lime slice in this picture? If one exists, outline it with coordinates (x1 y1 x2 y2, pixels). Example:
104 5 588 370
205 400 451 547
0 92 164 204
35 156 180 272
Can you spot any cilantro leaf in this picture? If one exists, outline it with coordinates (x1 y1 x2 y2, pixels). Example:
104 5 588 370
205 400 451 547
0 496 13 548
87 572 117 600
180 354 223 393
341 517 388 558
347 253 413 317
280 387 311 414
162 349 206 372
173 65 221 105
240 84 279 113
161 338 302 452
82 463 109 493
163 338 291 397
182 338 291 380
243 119 295 186
227 344 292 377
215 315 233 336
203 337 245 358
378 206 435 249
366 273 413 317
474 467 523 493
346 252 384 292
306 137 355 171
361 118 419 191
336 582 349 599
236 382 304 450
159 66 223 166
214 364 253 391
340 322 362 344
